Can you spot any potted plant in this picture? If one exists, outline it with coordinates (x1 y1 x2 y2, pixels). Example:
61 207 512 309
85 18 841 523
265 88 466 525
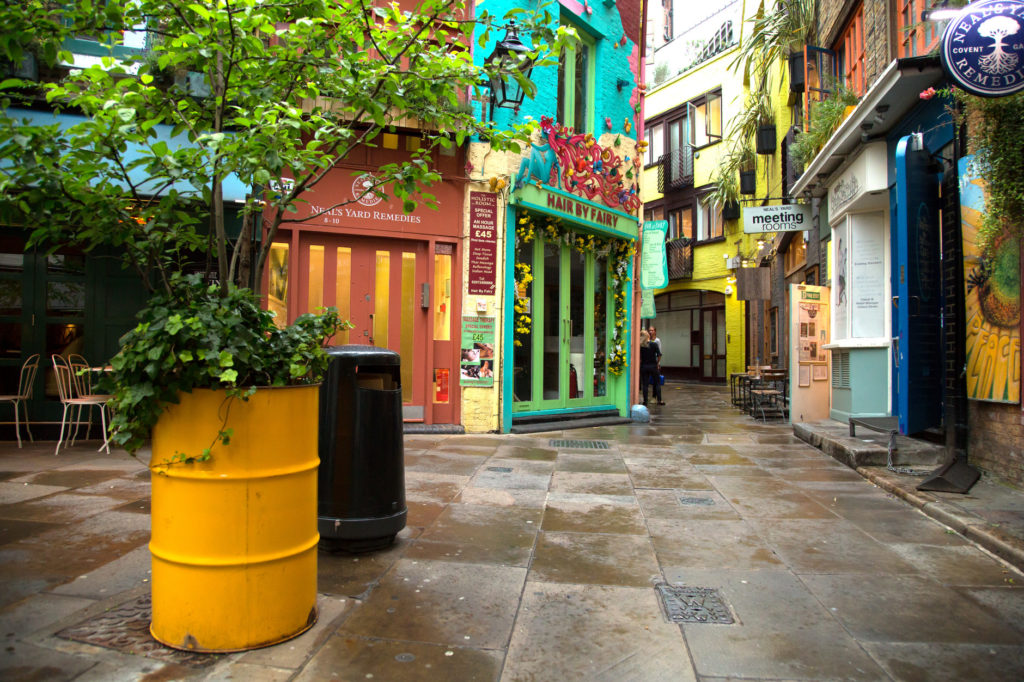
737 146 757 194
0 0 557 653
752 89 778 154
707 165 741 222
789 84 860 170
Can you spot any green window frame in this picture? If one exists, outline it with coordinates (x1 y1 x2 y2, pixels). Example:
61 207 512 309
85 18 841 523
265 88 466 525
63 2 149 58
557 20 595 132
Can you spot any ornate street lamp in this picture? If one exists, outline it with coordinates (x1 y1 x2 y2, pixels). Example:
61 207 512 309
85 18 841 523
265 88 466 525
485 21 535 118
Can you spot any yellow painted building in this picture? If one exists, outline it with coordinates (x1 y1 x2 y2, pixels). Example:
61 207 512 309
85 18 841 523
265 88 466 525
642 0 794 381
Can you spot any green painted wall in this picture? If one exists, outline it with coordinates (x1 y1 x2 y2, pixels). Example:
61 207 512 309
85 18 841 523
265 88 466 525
830 347 890 421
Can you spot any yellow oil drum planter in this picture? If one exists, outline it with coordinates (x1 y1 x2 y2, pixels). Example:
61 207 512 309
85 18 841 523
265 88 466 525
149 385 319 652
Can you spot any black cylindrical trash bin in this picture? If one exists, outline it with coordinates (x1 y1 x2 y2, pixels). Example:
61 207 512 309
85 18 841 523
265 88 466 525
318 345 406 552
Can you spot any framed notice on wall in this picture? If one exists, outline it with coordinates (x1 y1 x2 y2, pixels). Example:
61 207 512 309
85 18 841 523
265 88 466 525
468 192 498 295
460 316 495 387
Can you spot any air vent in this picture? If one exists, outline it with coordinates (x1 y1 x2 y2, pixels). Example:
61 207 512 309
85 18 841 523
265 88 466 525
549 439 609 449
831 350 850 388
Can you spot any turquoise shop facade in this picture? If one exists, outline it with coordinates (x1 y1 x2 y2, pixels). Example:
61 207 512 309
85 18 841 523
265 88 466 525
465 0 645 432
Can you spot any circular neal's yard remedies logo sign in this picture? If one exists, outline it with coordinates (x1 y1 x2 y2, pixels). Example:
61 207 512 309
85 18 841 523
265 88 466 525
941 0 1024 97
352 173 383 207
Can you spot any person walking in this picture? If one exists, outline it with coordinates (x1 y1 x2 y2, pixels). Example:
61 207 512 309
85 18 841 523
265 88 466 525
639 330 661 406
648 326 664 405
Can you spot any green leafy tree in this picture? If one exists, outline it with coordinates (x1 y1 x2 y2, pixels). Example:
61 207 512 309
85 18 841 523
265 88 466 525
0 0 566 455
0 0 563 296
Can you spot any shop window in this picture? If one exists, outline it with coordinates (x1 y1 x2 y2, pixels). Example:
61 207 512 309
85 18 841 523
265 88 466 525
433 249 452 341
692 91 722 147
784 232 808 274
645 122 664 166
898 0 942 58
805 265 818 286
668 205 694 241
644 205 665 224
698 200 724 242
768 306 778 359
557 19 595 132
268 242 289 328
834 4 865 96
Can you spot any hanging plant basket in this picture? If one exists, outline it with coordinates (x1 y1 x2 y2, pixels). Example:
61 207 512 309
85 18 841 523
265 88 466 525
788 51 805 94
756 125 776 155
740 170 756 195
722 201 741 221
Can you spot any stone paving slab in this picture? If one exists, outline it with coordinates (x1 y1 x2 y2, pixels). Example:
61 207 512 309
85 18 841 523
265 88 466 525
2 384 1024 679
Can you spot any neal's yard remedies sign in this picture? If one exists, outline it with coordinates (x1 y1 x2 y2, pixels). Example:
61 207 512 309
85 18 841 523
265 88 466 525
941 0 1024 97
742 204 811 234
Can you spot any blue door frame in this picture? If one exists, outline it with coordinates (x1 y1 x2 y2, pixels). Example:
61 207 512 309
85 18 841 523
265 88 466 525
892 134 943 435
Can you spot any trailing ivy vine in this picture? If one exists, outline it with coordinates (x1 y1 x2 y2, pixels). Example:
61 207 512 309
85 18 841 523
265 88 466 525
956 90 1024 251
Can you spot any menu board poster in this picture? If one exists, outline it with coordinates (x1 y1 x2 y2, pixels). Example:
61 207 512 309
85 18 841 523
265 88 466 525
460 316 495 387
640 220 668 290
468 192 498 296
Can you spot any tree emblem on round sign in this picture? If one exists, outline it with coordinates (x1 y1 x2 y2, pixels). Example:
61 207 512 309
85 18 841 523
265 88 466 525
352 173 383 207
941 0 1024 97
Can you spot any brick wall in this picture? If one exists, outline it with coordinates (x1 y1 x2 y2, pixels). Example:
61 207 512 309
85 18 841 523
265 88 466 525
863 0 891 84
816 0 891 80
969 401 1024 488
818 0 853 45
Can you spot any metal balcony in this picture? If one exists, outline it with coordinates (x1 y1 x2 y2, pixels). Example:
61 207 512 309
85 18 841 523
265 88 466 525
666 239 693 280
657 145 695 194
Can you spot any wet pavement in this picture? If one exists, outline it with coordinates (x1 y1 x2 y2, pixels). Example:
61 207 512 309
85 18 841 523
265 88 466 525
1 383 1023 680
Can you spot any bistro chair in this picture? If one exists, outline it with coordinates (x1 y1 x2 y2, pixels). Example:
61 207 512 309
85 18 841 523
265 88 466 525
0 353 40 447
750 369 788 422
52 355 112 454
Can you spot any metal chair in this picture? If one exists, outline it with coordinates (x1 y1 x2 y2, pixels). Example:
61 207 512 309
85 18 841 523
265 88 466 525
0 353 40 447
52 355 112 454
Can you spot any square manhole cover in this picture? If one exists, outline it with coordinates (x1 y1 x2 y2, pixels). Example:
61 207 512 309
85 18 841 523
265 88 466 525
57 594 223 668
678 496 715 506
549 439 609 450
656 584 734 624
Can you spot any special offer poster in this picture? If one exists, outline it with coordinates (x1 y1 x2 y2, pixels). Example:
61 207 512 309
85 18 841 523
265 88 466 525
460 316 495 387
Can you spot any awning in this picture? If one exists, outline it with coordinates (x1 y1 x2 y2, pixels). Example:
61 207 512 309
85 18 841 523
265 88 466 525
791 57 945 199
5 107 249 202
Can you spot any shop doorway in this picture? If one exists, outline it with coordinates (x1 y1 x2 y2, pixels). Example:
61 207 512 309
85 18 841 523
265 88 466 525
512 237 612 411
287 234 450 423
701 306 727 381
0 232 146 425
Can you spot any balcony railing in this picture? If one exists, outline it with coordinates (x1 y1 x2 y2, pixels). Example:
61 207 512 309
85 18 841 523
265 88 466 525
666 239 693 280
657 145 694 194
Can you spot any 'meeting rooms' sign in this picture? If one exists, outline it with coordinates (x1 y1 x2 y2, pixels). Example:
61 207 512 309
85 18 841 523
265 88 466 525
742 204 811 234
941 0 1024 97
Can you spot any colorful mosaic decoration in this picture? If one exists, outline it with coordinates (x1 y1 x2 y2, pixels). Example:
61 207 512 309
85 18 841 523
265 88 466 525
514 212 634 376
516 116 641 214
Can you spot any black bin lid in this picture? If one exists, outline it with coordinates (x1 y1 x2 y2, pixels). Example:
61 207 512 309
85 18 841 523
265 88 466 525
325 344 401 367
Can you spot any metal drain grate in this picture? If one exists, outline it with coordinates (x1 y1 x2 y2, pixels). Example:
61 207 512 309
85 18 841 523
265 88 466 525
678 496 715 506
57 594 223 668
655 584 734 624
486 466 513 473
549 439 609 449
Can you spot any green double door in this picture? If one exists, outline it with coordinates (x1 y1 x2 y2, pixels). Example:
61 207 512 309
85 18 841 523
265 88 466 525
0 231 147 423
512 237 611 411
